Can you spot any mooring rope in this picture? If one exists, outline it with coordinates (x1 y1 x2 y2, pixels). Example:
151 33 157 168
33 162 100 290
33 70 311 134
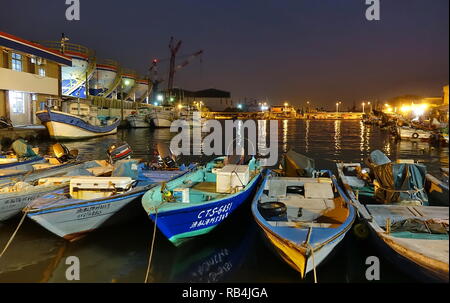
304 227 318 284
144 208 158 283
0 208 28 259
306 242 318 284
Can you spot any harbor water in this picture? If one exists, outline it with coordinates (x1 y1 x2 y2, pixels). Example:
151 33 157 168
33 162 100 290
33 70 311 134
0 120 447 283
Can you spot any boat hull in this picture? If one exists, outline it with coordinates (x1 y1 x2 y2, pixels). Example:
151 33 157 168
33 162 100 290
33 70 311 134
0 184 65 221
148 174 261 247
0 156 45 171
370 229 449 283
27 188 148 240
36 109 120 140
151 118 172 128
397 127 431 141
127 116 150 128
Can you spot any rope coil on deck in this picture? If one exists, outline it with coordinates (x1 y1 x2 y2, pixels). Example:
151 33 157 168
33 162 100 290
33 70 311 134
376 185 425 194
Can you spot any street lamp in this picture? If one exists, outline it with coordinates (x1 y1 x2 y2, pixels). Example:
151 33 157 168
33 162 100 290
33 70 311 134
336 101 341 113
362 102 365 113
368 101 371 112
306 101 310 113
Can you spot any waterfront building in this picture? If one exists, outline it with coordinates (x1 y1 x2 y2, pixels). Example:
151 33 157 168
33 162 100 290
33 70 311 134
0 31 71 126
161 88 233 111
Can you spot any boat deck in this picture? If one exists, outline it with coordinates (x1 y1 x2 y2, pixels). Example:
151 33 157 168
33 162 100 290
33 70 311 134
261 177 349 228
366 205 449 227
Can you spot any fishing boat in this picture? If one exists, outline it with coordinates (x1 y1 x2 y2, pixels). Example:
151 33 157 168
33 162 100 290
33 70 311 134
26 146 196 241
337 151 449 282
0 142 83 184
148 106 178 128
141 156 262 247
251 151 355 279
36 106 121 140
0 159 113 221
127 108 151 128
396 126 432 141
0 139 45 172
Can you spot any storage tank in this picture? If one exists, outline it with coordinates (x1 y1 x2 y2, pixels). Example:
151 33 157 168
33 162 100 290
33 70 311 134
135 78 150 102
40 41 94 99
120 69 136 98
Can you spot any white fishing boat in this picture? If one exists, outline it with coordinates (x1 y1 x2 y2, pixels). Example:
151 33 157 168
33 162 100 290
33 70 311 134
396 126 432 141
0 160 113 221
337 151 449 283
26 157 195 241
148 106 178 128
127 108 151 128
36 104 120 140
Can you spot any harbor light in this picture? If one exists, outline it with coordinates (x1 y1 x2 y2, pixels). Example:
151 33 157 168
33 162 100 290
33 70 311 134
237 104 242 109
154 102 159 106
157 94 164 101
284 102 289 107
124 79 130 86
412 103 428 117
177 104 183 110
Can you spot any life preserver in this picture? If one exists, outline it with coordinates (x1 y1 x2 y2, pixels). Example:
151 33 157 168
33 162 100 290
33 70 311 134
412 133 419 139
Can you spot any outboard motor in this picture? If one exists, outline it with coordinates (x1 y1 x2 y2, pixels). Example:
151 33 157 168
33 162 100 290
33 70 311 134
107 142 133 164
52 143 78 163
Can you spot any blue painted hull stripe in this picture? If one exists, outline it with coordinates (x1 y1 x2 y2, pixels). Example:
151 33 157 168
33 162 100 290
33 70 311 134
36 110 121 133
27 190 145 216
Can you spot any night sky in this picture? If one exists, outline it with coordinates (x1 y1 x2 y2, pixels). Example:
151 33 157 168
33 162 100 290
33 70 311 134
1 0 448 109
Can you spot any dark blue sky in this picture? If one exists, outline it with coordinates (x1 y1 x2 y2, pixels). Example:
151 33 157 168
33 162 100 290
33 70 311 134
1 0 448 109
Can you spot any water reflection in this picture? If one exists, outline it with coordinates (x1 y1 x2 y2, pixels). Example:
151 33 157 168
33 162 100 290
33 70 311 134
282 120 288 153
0 120 447 283
152 225 255 283
334 120 341 155
305 120 310 153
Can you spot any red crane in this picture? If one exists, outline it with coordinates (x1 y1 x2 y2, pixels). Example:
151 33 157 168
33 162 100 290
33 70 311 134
149 37 203 103
167 37 203 91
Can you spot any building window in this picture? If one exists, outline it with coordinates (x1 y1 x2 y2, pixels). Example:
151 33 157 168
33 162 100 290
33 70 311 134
9 91 25 114
38 67 46 76
11 53 22 71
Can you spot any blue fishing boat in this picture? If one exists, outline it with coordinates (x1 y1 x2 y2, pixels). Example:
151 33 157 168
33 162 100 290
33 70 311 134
141 157 262 247
36 107 120 140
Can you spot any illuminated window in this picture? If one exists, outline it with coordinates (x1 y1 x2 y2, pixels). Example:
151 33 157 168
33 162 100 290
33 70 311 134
38 67 46 76
11 53 22 71
9 91 25 113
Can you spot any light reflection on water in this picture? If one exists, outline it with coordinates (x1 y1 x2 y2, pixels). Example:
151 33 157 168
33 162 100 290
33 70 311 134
0 120 447 283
